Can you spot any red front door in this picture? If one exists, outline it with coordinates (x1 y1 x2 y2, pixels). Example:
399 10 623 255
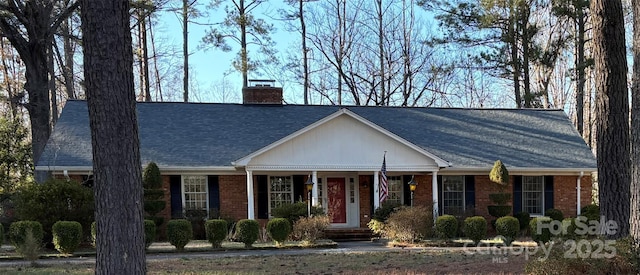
327 178 347 223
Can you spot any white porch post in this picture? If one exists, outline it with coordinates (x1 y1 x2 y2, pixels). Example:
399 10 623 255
246 170 255 219
577 171 584 215
374 171 380 209
432 170 439 221
311 171 318 206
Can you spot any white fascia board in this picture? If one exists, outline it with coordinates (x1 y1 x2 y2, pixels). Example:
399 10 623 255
246 164 440 172
235 108 451 168
441 166 597 175
35 166 92 173
38 165 242 175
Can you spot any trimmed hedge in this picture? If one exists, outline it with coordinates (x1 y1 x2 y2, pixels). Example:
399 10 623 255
371 202 401 222
530 217 552 243
435 215 458 239
167 219 192 251
235 219 259 248
545 208 564 221
52 221 82 254
9 221 43 248
267 218 291 245
463 216 487 244
495 216 519 245
144 220 156 248
205 219 228 248
514 212 530 231
580 204 600 221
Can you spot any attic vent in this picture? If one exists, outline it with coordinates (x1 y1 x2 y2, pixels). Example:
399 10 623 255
243 79 283 105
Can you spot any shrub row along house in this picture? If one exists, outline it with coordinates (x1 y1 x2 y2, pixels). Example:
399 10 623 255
35 82 596 236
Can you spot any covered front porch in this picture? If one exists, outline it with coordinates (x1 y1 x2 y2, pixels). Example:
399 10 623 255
233 108 448 228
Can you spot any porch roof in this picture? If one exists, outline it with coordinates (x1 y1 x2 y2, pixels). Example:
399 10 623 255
36 100 596 172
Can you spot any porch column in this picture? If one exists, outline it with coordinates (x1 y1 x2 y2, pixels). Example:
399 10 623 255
311 171 318 206
373 171 380 209
432 170 438 221
246 170 255 219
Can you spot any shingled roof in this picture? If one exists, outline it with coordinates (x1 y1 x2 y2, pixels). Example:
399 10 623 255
35 100 596 171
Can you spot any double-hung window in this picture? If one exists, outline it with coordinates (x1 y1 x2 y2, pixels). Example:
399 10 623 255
183 175 208 210
386 176 403 205
442 176 464 215
269 176 293 213
522 176 544 216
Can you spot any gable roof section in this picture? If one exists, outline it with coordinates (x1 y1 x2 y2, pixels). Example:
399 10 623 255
234 108 450 170
36 100 596 172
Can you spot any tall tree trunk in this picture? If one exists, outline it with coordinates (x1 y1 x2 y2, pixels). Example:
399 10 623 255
240 0 248 88
576 4 586 137
149 17 163 101
377 0 385 106
630 0 640 243
183 0 189 102
80 0 146 273
591 0 630 239
300 0 309 105
62 17 76 100
49 42 58 125
520 3 532 108
24 45 51 166
141 13 151 102
509 4 521 109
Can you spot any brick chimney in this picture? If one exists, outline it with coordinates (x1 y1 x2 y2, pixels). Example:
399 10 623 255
242 79 283 104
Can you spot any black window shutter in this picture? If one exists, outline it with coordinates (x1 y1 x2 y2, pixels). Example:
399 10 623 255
437 175 443 216
368 175 375 216
464 175 475 210
257 175 269 219
544 176 554 212
169 175 182 219
402 175 412 206
513 176 523 214
293 175 305 202
207 176 220 213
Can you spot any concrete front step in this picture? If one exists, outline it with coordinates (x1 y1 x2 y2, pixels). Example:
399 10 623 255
324 228 373 242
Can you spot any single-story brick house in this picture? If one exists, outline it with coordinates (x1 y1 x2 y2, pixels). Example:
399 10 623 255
35 85 596 231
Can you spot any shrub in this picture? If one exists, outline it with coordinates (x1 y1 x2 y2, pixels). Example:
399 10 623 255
385 206 433 243
435 215 458 240
18 228 41 262
495 216 519 245
488 193 511 205
205 219 228 248
142 162 162 189
144 220 156 248
545 208 564 221
9 221 44 248
487 205 512 218
367 219 385 237
52 221 82 254
0 222 4 244
562 218 577 239
235 219 260 248
514 212 530 231
292 215 330 244
529 217 552 243
371 202 402 222
271 202 324 226
580 204 600 221
167 219 192 251
463 216 487 244
91 222 97 248
14 179 94 243
267 218 291 246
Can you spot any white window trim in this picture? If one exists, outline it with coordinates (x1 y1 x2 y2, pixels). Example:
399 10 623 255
441 175 466 215
267 175 294 216
181 175 209 214
386 175 404 205
522 176 545 216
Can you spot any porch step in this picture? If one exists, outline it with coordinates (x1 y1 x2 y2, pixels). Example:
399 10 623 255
324 228 373 242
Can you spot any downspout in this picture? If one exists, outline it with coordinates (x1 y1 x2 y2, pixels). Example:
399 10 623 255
577 171 584 215
63 170 70 182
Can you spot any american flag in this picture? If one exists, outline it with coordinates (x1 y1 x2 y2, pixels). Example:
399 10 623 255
379 154 388 203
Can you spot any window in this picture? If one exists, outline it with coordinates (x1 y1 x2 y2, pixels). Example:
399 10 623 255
442 176 464 215
523 176 544 215
269 176 293 212
317 178 325 209
386 176 403 205
183 175 207 210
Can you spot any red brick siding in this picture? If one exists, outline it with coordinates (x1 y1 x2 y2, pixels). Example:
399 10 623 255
412 175 434 209
219 175 248 221
553 175 592 217
474 175 513 221
359 175 372 228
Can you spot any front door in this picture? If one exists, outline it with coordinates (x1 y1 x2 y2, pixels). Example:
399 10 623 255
327 178 347 223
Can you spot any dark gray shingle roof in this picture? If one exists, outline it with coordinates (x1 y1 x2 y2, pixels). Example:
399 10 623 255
36 100 596 170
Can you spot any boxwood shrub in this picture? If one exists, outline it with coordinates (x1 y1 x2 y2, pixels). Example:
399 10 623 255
9 221 44 248
167 219 192 251
205 219 228 248
495 216 519 245
144 220 156 248
52 221 82 254
580 204 600 221
530 217 552 243
435 215 458 240
235 219 259 248
463 216 487 244
514 212 531 231
267 218 291 246
545 208 564 221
